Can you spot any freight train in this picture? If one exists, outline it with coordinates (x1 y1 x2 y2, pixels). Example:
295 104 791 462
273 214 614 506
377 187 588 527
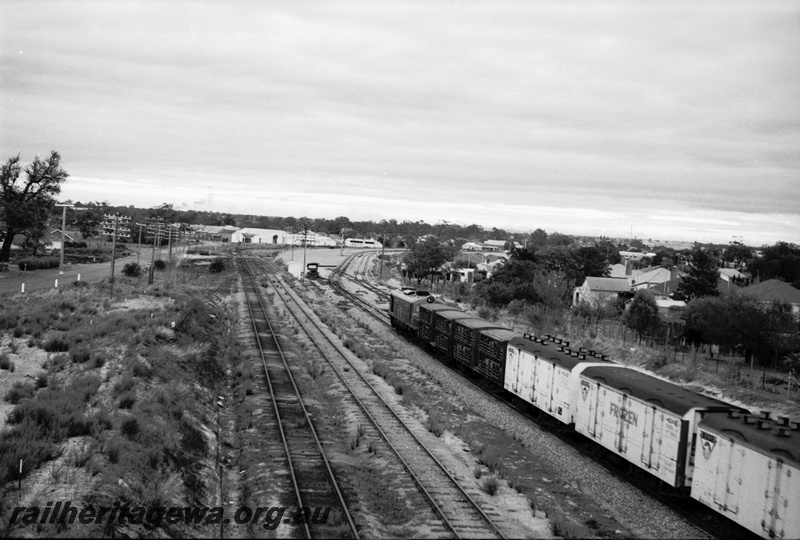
388 287 800 539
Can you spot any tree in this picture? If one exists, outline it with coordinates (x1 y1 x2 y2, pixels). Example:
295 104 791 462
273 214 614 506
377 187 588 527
1 152 69 265
682 294 770 365
403 236 456 285
528 228 548 248
675 248 720 301
723 241 752 267
749 241 800 288
74 206 104 239
622 290 661 336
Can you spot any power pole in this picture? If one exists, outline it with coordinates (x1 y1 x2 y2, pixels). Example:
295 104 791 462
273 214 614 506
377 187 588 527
137 225 143 264
109 214 119 298
149 221 160 285
301 222 308 282
54 203 74 275
380 229 385 280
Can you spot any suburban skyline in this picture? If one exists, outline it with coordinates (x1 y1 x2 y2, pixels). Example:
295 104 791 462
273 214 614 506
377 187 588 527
2 1 798 246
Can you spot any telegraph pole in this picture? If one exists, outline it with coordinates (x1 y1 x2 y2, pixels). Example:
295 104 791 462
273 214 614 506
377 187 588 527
301 222 308 282
380 229 385 280
54 203 74 275
149 221 160 285
109 214 119 298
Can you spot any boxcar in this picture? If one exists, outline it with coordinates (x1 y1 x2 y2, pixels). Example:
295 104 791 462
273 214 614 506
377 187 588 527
431 310 477 358
417 303 460 344
451 318 506 370
504 335 610 425
476 328 520 387
690 411 800 539
574 365 737 489
388 288 434 333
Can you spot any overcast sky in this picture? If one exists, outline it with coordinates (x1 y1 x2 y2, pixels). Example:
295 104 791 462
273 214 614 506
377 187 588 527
2 1 798 245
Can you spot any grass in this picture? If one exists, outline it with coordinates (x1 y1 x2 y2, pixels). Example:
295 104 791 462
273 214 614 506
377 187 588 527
426 408 447 437
481 476 500 495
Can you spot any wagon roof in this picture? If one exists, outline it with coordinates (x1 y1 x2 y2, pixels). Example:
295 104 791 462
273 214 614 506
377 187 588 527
699 412 800 467
581 365 733 415
481 328 522 342
420 303 461 313
455 318 508 330
509 337 611 370
437 311 479 321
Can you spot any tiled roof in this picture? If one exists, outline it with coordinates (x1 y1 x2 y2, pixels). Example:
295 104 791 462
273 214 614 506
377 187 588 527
584 277 631 293
739 279 800 304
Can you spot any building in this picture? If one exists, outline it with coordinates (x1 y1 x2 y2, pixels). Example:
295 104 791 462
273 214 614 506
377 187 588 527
193 225 239 242
483 240 507 252
573 277 632 307
738 279 800 315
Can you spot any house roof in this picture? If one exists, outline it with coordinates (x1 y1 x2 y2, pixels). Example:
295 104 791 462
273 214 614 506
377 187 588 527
584 277 631 293
719 268 745 280
739 279 800 305
484 240 506 247
609 263 628 278
631 267 673 285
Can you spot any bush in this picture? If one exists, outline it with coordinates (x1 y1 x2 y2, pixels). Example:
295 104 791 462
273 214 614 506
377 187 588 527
5 381 35 404
0 353 14 372
71 346 92 364
209 258 226 273
154 259 166 271
121 416 140 438
16 257 60 271
118 391 136 409
43 336 70 353
481 476 500 495
122 262 142 277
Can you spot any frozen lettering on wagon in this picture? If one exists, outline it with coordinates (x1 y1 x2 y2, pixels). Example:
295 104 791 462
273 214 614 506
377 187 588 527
609 403 638 426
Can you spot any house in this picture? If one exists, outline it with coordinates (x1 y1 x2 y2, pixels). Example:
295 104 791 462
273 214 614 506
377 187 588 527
619 250 656 261
194 225 239 242
630 267 681 295
738 279 800 315
573 277 632 307
483 240 507 252
461 242 483 251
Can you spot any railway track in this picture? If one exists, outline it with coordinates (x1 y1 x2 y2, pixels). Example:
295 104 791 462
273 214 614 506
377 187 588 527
244 256 509 539
237 257 360 539
327 254 720 540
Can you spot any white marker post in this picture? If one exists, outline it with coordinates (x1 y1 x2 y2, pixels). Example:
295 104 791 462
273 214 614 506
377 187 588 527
21 283 25 294
55 279 58 289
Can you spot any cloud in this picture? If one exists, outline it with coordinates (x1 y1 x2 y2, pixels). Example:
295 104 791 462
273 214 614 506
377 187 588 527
1 1 798 244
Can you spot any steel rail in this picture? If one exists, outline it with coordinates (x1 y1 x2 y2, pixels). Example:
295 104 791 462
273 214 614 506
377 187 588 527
237 257 359 539
256 261 506 540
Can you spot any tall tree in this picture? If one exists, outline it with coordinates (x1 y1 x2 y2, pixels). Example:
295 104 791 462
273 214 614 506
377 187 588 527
74 206 104 239
675 248 720 301
403 236 456 285
0 152 69 265
622 289 662 336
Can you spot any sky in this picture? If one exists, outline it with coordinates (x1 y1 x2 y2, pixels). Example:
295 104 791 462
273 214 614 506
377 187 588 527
1 1 798 246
